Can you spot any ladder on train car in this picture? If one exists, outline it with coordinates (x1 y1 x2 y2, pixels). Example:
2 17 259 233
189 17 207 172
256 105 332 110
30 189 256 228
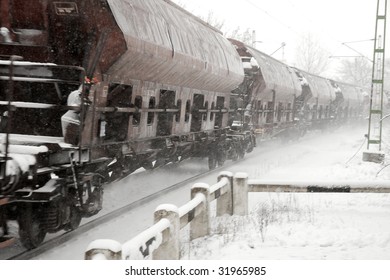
365 0 387 160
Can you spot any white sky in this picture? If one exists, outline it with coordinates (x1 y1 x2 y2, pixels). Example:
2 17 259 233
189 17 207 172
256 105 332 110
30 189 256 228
172 0 381 76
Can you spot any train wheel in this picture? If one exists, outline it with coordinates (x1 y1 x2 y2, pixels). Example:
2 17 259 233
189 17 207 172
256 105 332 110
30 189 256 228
18 205 46 249
142 161 154 170
246 138 255 153
217 150 226 166
108 164 124 182
81 176 104 218
170 155 181 163
231 149 239 161
208 153 217 170
64 206 82 231
238 147 245 159
230 143 239 161
153 158 166 169
236 141 245 159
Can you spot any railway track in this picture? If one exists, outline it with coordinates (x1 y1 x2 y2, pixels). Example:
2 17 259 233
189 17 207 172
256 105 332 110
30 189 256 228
2 130 326 260
4 158 241 260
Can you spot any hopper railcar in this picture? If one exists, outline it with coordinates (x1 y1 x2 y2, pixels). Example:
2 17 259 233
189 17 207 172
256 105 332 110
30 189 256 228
228 39 367 141
0 0 251 249
0 0 366 250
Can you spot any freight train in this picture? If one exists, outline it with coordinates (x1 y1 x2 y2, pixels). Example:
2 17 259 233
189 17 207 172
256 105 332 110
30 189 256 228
0 0 367 249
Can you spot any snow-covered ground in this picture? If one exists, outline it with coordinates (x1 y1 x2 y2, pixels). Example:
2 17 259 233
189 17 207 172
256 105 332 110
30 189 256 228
31 123 390 260
183 124 390 260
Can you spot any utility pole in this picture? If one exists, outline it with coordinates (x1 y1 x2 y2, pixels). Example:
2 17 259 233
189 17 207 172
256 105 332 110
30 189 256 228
363 0 387 163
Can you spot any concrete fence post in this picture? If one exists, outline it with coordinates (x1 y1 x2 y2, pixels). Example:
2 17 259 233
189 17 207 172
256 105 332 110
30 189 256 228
190 183 210 240
84 239 122 260
152 204 180 260
217 171 234 216
233 172 249 216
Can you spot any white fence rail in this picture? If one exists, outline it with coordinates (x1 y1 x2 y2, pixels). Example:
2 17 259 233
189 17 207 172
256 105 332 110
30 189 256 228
85 171 390 260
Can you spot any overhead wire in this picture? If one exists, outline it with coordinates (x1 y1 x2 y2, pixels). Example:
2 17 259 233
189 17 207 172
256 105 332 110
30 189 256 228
243 0 301 36
345 136 367 166
285 0 344 43
238 0 377 69
245 0 344 45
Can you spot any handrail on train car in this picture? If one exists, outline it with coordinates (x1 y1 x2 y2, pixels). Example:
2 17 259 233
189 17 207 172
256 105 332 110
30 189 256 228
0 61 85 84
0 58 86 165
1 56 22 186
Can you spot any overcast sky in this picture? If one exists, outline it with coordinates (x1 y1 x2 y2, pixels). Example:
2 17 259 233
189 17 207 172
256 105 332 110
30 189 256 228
172 0 381 76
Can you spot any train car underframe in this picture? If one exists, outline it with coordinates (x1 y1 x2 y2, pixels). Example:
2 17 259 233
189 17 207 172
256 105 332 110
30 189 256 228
103 125 256 181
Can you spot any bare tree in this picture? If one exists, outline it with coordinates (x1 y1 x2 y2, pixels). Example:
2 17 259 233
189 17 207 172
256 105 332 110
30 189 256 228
337 57 372 88
172 1 225 31
294 32 330 75
226 27 253 45
200 11 225 31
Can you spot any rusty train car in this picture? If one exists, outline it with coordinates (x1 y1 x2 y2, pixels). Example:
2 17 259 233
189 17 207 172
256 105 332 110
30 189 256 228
0 0 250 249
0 0 365 249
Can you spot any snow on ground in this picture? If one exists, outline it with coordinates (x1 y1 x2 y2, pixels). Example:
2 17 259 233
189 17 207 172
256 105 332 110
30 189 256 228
180 124 390 260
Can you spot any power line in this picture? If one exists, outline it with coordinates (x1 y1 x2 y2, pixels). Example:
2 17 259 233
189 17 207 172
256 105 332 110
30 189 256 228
285 0 346 44
243 0 300 35
244 0 359 54
343 39 376 44
342 42 373 62
286 0 374 58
